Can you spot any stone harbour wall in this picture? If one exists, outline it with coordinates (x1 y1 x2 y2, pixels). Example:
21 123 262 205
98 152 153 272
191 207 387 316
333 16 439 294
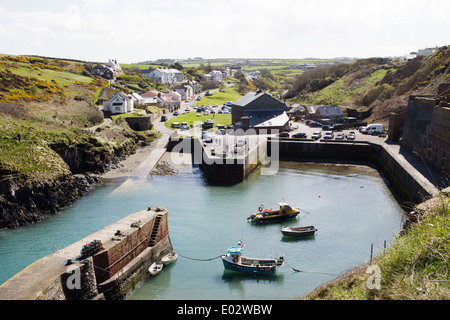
0 207 173 300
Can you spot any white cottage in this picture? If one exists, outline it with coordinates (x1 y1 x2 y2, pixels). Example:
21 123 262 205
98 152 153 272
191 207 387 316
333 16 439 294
210 70 223 82
103 92 134 114
143 68 183 84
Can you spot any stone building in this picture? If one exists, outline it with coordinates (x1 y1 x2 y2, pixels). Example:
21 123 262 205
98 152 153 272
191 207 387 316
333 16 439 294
400 83 450 177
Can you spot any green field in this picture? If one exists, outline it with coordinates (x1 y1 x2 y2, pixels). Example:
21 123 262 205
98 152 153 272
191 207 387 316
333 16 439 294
194 86 242 107
165 112 232 129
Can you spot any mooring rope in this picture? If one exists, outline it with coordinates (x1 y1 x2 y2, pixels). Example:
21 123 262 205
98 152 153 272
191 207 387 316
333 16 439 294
178 253 223 261
285 261 337 276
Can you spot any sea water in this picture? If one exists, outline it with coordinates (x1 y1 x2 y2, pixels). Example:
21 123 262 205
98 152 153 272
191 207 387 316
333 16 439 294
0 161 405 300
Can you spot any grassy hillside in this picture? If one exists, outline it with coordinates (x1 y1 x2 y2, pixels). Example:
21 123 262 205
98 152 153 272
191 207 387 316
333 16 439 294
286 46 450 124
0 54 157 182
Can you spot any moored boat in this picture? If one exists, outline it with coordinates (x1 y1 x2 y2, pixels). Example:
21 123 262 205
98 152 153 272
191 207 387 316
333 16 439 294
221 242 284 274
148 262 163 276
161 252 178 265
281 226 317 237
247 202 300 223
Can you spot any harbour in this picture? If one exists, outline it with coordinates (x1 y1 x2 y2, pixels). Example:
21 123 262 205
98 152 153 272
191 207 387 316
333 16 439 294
0 153 407 299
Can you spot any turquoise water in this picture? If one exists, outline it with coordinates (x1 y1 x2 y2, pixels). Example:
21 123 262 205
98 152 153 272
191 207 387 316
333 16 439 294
0 161 405 299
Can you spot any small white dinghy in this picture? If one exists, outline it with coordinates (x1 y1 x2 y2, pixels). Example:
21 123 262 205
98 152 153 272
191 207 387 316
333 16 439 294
161 252 178 265
148 262 163 276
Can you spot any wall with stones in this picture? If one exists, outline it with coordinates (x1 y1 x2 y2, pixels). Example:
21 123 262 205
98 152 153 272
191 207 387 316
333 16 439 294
401 95 449 177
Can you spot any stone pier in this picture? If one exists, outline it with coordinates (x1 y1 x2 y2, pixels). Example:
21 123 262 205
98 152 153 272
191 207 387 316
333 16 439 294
0 207 173 300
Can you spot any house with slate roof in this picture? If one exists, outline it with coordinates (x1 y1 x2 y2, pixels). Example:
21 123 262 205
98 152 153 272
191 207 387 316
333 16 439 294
231 91 290 133
103 91 135 114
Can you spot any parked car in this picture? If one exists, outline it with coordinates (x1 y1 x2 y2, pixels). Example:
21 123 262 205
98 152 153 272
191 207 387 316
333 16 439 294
185 107 191 112
322 125 331 131
196 96 201 101
292 132 307 139
309 121 322 127
311 131 322 140
161 115 167 122
361 124 384 135
346 131 356 140
205 91 213 96
173 110 179 116
335 133 345 140
330 124 343 131
204 136 213 143
323 131 334 139
180 125 189 130
278 132 290 137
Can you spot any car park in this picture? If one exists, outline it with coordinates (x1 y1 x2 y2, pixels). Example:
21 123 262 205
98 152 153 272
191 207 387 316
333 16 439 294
292 132 307 139
323 131 334 139
311 131 322 140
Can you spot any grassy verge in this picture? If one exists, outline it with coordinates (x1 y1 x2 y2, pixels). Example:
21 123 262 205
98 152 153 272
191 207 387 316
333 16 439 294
303 192 450 300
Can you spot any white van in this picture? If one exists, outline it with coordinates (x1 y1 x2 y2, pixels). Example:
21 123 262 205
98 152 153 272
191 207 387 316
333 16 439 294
362 124 384 135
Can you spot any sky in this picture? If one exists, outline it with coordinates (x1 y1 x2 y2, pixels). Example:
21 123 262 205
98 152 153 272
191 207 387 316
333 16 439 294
0 0 449 63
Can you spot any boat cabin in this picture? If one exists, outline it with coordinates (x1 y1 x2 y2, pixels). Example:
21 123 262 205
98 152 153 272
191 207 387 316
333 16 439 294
278 202 293 213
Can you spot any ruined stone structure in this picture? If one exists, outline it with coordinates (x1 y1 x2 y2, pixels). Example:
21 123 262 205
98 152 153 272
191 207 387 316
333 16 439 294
401 84 450 178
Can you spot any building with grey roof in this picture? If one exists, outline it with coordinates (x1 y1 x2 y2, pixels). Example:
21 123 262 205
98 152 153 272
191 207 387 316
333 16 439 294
231 91 290 132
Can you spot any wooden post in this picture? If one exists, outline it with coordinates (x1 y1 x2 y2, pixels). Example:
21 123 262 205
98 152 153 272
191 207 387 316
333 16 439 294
370 243 373 264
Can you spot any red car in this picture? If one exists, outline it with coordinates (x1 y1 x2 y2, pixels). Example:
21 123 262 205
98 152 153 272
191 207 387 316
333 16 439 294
278 132 290 137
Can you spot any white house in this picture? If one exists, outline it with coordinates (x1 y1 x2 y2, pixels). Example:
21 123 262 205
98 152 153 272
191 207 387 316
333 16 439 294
173 84 194 100
210 70 223 82
129 92 145 107
103 92 134 114
106 59 122 73
142 68 183 84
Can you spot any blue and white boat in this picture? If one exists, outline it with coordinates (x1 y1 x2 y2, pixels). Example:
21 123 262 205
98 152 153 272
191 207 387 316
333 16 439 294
221 242 284 274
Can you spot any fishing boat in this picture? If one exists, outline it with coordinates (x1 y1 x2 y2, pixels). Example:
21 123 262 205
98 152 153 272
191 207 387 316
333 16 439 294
161 252 178 265
221 242 284 274
281 226 317 237
247 202 300 223
148 262 163 276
